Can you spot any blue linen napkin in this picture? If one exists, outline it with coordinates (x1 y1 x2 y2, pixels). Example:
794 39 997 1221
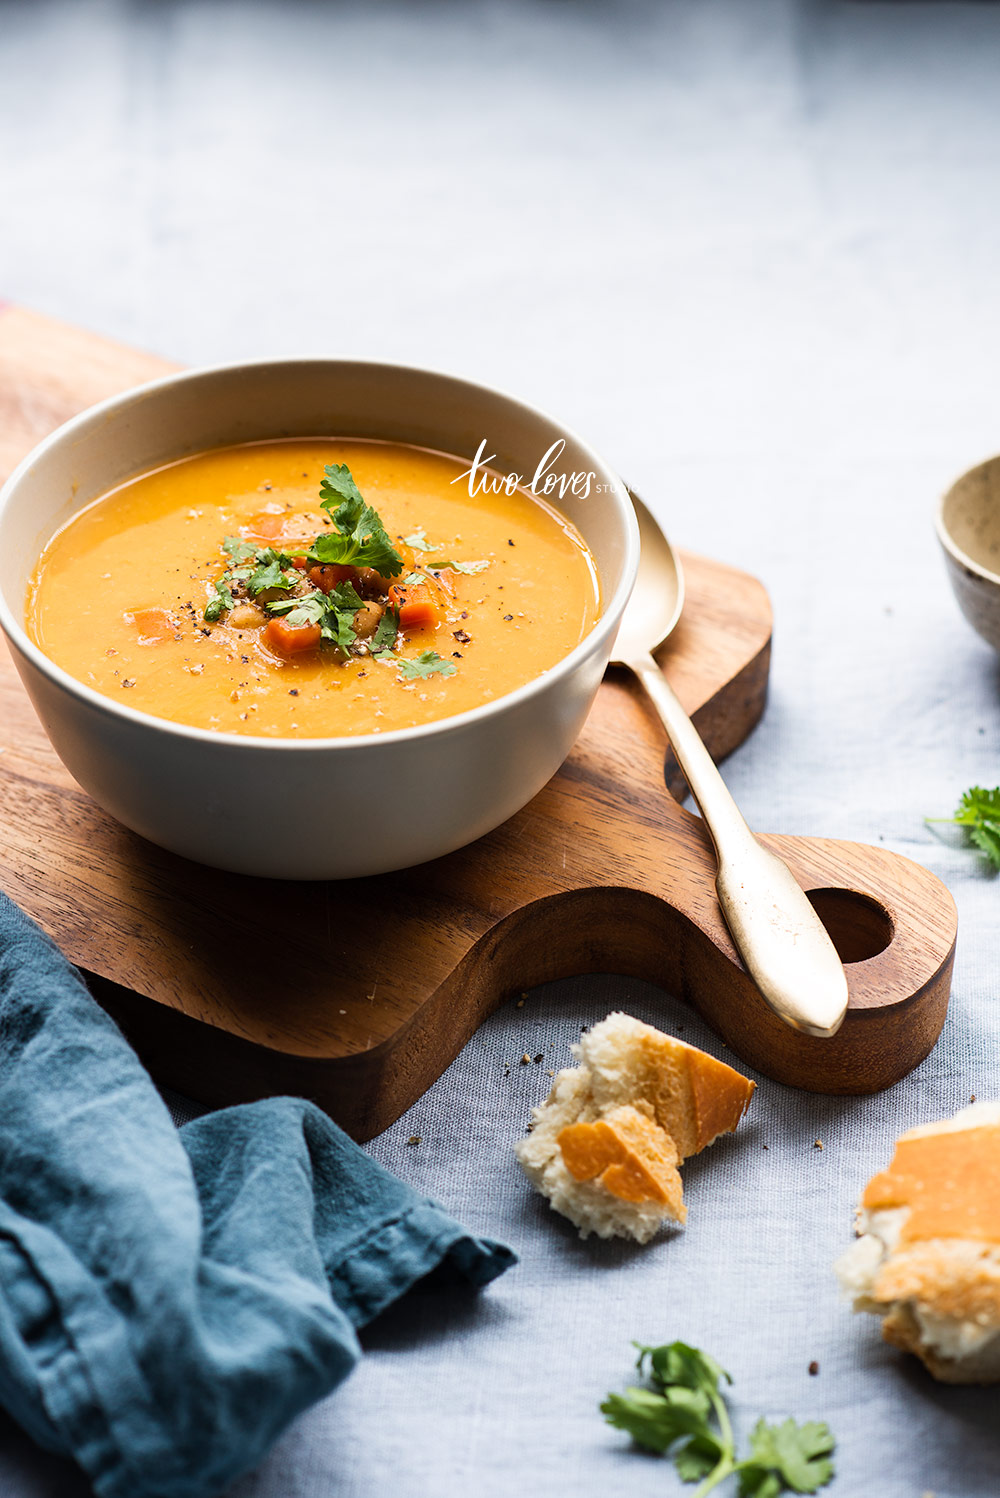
0 891 516 1498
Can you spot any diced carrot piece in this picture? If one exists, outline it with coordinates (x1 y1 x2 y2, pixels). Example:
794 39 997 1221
127 608 177 645
309 564 359 593
387 582 442 631
264 618 322 655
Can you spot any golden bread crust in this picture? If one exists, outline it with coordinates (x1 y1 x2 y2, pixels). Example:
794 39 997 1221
873 1239 1000 1325
684 1045 756 1151
879 1303 1000 1385
613 1021 755 1159
862 1124 1000 1244
557 1105 685 1220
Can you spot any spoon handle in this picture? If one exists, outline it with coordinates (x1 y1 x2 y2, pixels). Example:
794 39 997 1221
628 651 849 1038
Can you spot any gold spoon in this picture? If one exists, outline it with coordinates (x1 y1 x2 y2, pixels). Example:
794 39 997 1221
611 490 849 1038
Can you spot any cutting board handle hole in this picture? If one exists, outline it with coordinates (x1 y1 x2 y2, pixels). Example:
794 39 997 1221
805 887 894 963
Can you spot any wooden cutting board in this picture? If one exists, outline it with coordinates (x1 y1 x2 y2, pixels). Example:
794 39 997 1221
0 306 957 1139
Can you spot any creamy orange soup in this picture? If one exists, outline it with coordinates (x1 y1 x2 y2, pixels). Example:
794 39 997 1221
27 439 600 738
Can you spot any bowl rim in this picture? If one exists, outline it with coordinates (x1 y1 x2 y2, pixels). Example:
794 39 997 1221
0 356 640 753
935 453 1000 588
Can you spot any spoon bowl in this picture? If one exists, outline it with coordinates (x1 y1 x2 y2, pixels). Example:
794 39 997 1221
611 490 849 1039
612 492 685 658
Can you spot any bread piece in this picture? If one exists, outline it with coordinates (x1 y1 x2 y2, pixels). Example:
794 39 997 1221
514 1012 755 1243
835 1101 1000 1383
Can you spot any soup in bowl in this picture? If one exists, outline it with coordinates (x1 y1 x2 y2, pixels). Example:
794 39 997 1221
0 361 639 879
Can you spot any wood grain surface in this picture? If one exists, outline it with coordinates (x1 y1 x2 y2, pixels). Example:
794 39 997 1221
0 306 958 1138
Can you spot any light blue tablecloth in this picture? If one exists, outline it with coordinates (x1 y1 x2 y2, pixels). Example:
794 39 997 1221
2 2 999 1493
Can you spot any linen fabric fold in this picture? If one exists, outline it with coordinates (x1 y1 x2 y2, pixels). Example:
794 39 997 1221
0 892 515 1498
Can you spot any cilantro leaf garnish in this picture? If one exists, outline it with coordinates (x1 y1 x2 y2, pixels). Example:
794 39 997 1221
602 1342 834 1497
317 462 366 515
400 531 488 574
266 583 363 655
376 649 456 680
222 536 258 563
204 464 402 630
737 1420 835 1497
403 528 437 552
926 785 1000 870
319 582 364 653
267 592 326 627
371 607 399 654
311 464 403 578
247 548 300 597
204 577 235 622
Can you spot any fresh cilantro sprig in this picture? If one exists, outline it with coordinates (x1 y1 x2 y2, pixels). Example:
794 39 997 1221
601 1342 835 1498
309 464 404 578
926 785 1000 870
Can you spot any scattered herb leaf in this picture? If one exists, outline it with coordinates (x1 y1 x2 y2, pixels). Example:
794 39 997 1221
377 649 457 680
204 577 235 622
443 558 490 575
926 785 1000 871
403 528 437 552
266 592 326 628
602 1341 835 1498
737 1420 835 1497
247 548 299 597
371 607 399 654
222 536 258 563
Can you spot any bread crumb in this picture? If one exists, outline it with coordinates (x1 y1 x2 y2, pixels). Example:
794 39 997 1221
814 1139 824 1150
407 1135 421 1147
521 1053 531 1065
834 1100 1000 1384
534 1053 543 1064
808 1360 819 1375
514 1012 755 1244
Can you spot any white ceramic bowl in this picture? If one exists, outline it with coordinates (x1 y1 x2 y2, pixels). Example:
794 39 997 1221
0 360 639 879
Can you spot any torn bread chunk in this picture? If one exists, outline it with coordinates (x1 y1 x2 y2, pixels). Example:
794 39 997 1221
835 1101 1000 1383
514 1012 755 1243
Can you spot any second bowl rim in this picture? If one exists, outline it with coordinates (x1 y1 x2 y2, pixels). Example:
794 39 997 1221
936 452 1000 588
